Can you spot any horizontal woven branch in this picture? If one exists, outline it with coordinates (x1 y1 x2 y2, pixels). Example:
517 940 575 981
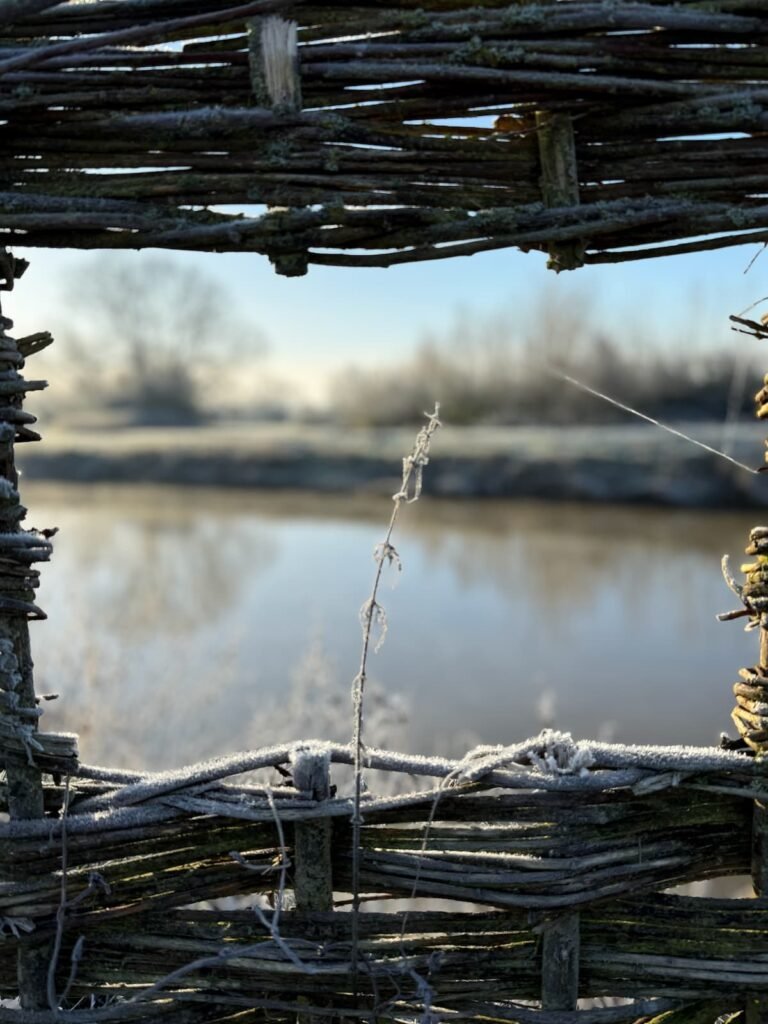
1 896 763 1007
0 0 766 270
0 732 766 1021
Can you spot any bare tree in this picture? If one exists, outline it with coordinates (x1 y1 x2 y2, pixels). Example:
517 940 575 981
329 291 750 427
63 256 266 426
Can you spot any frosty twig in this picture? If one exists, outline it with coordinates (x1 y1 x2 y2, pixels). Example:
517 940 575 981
349 404 441 981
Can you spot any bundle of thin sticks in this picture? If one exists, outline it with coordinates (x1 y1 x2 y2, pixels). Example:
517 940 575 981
0 0 765 271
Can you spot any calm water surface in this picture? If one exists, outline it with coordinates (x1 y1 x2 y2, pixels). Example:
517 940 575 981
22 483 763 770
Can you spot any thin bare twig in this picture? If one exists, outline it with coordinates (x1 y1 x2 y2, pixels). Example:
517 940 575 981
350 404 441 984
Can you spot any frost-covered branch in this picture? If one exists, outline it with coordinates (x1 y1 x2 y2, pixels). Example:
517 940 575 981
350 405 441 974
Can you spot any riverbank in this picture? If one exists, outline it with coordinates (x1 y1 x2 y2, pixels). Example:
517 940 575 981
17 421 768 507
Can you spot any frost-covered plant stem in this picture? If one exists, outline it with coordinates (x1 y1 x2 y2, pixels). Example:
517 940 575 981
350 404 441 974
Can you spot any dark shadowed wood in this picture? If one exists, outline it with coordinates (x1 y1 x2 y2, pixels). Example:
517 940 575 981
0 0 61 28
541 912 580 1010
747 630 768 1023
0 271 49 1011
535 111 583 272
0 1 764 269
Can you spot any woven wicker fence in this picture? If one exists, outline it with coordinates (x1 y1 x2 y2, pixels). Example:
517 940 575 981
3 5 768 1020
0 0 766 271
2 732 768 1023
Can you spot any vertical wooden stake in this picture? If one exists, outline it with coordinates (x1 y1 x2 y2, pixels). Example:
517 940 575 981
292 748 333 1024
535 111 585 272
747 631 768 1024
248 15 301 112
541 912 580 1010
0 254 52 1010
751 628 768 895
247 14 308 277
292 747 333 913
5 631 48 1011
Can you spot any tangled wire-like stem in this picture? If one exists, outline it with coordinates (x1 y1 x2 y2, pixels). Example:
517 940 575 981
350 405 441 988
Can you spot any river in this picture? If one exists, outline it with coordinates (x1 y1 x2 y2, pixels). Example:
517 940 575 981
22 482 763 771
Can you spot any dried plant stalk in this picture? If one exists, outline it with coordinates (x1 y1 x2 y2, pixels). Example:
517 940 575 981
349 405 441 974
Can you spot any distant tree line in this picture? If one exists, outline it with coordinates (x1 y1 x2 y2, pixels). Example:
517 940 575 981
58 257 754 430
329 301 754 427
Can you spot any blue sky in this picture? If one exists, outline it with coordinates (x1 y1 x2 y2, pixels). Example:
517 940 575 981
7 240 767 401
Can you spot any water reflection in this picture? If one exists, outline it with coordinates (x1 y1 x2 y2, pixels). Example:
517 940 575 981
21 483 762 770
37 487 275 635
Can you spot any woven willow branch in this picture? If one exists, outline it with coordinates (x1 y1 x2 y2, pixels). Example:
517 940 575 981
0 731 763 1023
0 0 764 270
